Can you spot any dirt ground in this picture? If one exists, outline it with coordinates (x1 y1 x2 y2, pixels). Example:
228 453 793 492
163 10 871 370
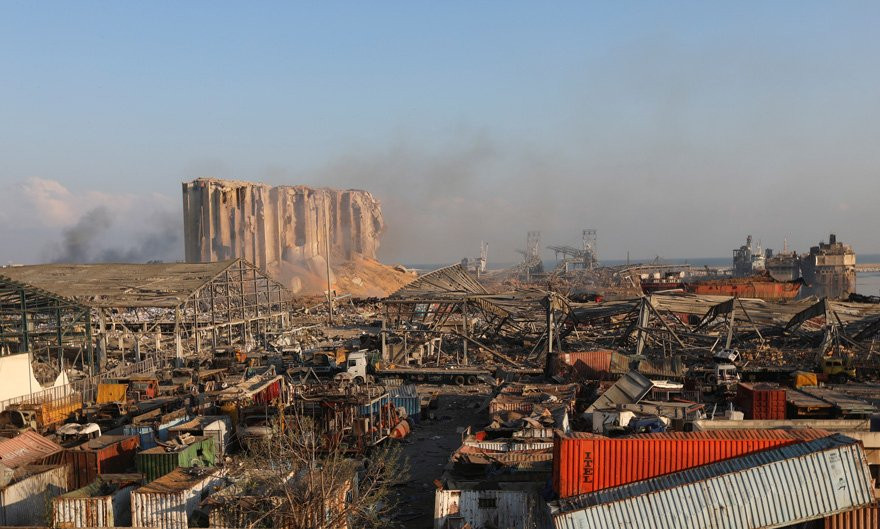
391 386 493 528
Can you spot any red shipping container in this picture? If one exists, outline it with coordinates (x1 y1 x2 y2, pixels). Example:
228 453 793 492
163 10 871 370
552 429 828 498
736 382 786 420
64 434 140 489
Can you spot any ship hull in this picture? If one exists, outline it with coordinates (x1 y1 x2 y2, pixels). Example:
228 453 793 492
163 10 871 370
684 276 802 301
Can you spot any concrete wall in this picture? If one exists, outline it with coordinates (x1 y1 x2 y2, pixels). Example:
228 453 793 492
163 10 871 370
182 178 385 269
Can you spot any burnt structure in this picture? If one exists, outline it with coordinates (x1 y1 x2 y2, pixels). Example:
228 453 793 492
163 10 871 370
182 178 385 272
731 233 857 299
801 234 856 299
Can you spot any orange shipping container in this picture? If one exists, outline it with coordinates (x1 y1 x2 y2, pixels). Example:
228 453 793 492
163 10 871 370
64 434 140 489
552 429 828 498
825 501 879 529
554 350 625 380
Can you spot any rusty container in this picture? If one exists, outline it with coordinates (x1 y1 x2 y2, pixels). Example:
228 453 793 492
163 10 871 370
554 350 616 380
736 382 787 420
64 434 140 489
552 429 828 498
825 501 880 528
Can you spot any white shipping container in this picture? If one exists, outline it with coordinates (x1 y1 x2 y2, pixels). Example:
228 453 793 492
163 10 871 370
53 483 137 528
0 464 68 526
131 467 224 529
435 489 552 529
202 417 232 457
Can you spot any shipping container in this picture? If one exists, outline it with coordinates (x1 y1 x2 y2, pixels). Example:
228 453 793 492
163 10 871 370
434 489 552 529
552 429 828 498
168 415 233 456
553 350 628 380
736 382 786 420
64 434 139 489
552 434 874 529
135 436 215 482
123 414 190 449
131 467 224 529
359 385 421 423
0 464 68 526
122 424 156 450
0 430 64 469
825 501 880 529
52 475 140 528
390 384 421 421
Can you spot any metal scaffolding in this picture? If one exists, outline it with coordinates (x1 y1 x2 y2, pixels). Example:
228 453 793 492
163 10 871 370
0 259 294 371
0 276 93 367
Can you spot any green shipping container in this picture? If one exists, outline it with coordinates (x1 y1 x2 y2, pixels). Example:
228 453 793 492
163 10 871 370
135 436 215 482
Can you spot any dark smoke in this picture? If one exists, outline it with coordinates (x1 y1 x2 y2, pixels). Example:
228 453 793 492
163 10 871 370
51 207 181 263
52 207 112 262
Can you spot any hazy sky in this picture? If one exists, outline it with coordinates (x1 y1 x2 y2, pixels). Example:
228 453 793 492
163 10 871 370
2 2 879 265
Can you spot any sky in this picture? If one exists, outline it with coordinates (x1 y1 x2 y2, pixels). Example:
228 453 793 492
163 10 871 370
1 2 879 266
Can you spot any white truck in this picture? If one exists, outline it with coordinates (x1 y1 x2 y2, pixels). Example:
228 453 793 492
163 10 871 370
335 350 490 385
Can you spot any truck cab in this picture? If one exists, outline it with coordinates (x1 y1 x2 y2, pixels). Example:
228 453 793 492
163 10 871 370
820 356 856 383
335 350 369 384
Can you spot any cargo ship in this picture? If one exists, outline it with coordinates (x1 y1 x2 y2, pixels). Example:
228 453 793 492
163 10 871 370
683 272 803 301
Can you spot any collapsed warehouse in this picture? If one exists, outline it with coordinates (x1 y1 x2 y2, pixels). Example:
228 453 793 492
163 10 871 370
0 259 293 376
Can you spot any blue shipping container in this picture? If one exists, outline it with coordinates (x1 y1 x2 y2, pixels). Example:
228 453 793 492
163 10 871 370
123 416 190 449
359 385 421 422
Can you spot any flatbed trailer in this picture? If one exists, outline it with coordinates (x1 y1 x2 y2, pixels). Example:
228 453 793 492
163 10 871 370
374 366 491 385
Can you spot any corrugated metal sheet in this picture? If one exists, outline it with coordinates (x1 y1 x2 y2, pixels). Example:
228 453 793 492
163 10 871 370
825 501 880 529
553 429 828 498
434 489 552 529
52 482 137 528
552 434 874 529
585 370 653 413
0 430 63 469
636 356 686 378
131 467 225 529
360 385 421 421
0 464 68 526
554 350 617 379
135 436 215 482
53 493 113 528
463 440 554 451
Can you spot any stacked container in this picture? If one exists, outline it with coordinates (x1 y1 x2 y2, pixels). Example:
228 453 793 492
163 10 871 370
736 382 787 420
552 429 828 498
